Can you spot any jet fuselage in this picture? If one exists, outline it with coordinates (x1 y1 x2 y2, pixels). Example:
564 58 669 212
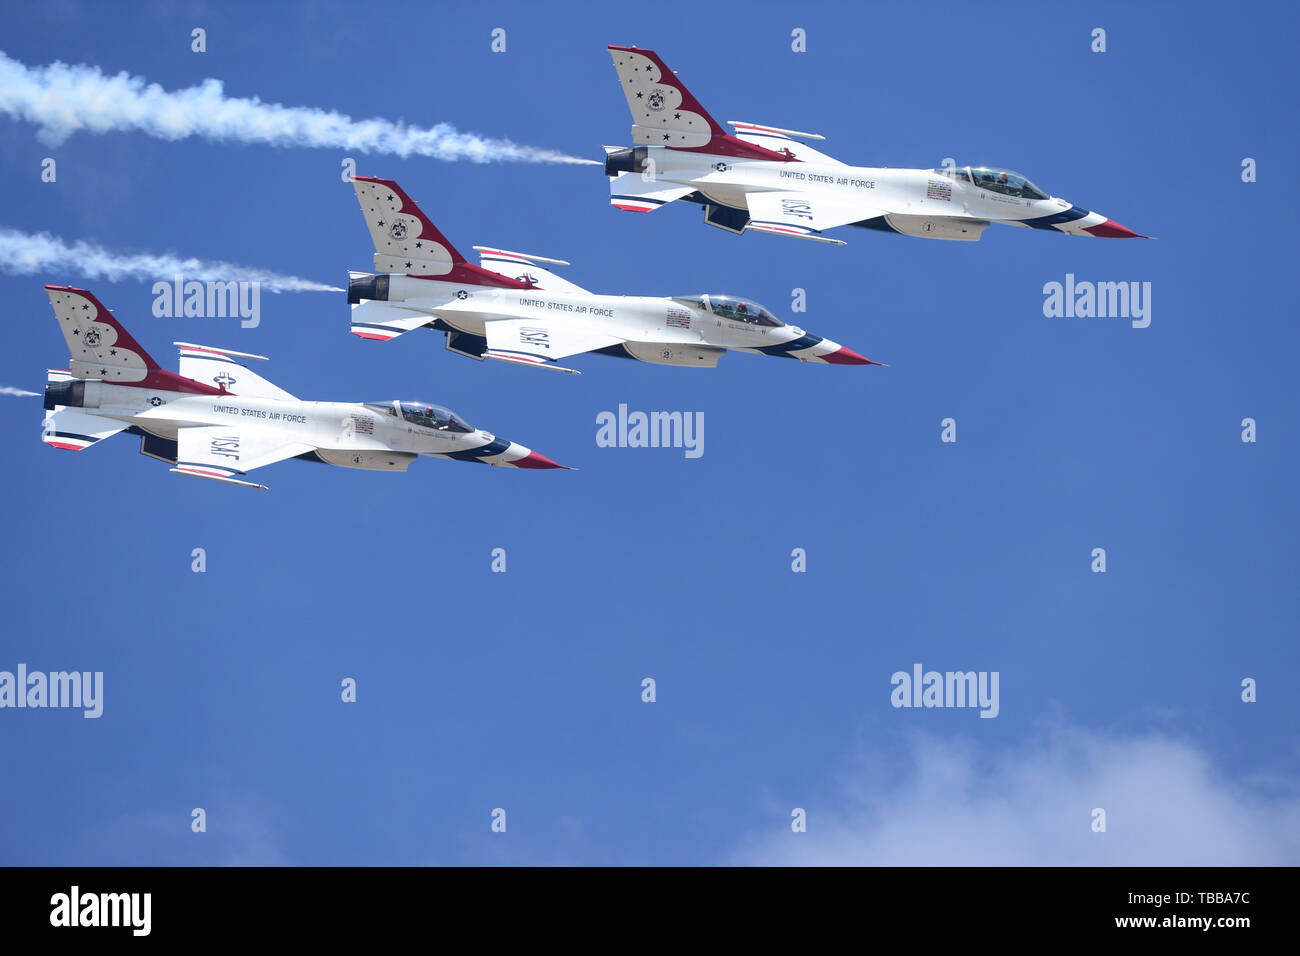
613 146 1138 240
45 379 518 461
360 273 868 366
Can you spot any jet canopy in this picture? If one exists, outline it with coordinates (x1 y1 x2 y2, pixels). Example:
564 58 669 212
365 400 472 433
674 294 783 327
932 165 1049 200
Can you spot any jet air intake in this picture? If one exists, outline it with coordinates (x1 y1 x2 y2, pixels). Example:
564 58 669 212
348 273 390 304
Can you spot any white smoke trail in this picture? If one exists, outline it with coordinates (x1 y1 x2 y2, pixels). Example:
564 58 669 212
0 386 39 397
0 51 598 165
0 227 341 292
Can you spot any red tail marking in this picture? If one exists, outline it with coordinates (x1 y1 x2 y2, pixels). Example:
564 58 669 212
352 177 535 290
45 285 162 370
352 176 467 263
45 285 223 396
607 46 797 163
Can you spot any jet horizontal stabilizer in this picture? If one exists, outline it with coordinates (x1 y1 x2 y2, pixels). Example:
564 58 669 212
42 406 127 451
349 299 431 342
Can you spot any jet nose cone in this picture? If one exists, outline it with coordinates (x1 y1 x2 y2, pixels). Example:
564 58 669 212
821 345 881 366
1083 217 1147 238
513 449 571 470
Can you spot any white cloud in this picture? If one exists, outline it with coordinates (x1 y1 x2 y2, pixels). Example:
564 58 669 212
732 726 1300 865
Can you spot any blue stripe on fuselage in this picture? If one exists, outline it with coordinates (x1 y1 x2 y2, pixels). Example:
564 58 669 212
755 333 824 358
1020 206 1091 230
442 435 512 462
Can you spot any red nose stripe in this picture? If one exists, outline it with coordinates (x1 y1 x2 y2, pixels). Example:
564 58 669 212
821 346 876 366
1083 218 1145 238
513 450 568 470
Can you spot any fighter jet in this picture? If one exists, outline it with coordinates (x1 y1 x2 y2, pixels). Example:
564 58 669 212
346 175 880 374
603 46 1147 245
39 285 569 490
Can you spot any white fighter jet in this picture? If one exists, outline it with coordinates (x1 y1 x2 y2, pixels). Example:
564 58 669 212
346 175 880 373
603 45 1148 245
39 285 569 490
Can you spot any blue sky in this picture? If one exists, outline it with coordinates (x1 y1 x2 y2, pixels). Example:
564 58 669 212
0 0 1296 865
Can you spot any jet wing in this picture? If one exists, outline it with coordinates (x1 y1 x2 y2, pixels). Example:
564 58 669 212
172 424 315 490
744 190 885 244
483 317 625 375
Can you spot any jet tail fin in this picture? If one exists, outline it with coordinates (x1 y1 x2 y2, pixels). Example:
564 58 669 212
351 175 468 275
350 176 533 290
46 286 163 384
607 46 795 161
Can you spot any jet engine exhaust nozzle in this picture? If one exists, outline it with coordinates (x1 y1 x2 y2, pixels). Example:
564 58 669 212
44 379 85 410
604 146 649 178
347 273 390 304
